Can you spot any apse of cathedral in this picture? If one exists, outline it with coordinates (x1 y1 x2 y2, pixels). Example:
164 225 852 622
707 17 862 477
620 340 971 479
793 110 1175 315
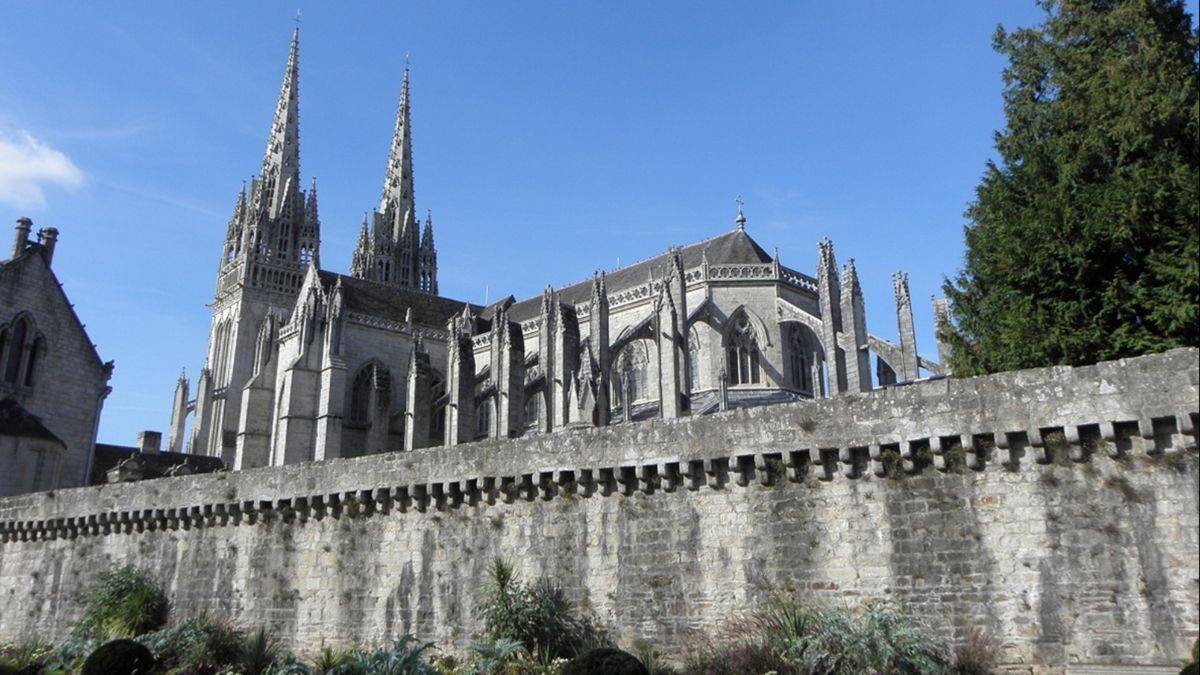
169 30 949 469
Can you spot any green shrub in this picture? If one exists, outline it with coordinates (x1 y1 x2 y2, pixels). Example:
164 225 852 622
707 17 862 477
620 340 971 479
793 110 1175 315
74 566 169 643
561 648 648 675
771 598 950 674
308 645 356 674
349 636 436 675
685 595 952 675
80 638 156 675
474 558 607 662
262 653 312 675
239 627 281 675
135 615 241 675
467 637 524 675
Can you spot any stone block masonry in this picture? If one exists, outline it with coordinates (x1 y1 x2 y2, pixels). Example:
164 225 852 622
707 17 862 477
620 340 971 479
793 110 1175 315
1 349 1197 669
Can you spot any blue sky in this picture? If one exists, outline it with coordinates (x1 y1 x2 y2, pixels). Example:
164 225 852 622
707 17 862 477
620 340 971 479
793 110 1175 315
4 2 1191 445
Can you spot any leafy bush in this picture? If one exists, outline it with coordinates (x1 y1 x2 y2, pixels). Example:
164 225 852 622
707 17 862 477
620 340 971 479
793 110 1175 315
74 566 169 643
561 647 648 675
80 638 156 675
685 595 951 675
135 614 241 675
262 653 312 675
349 636 436 675
774 600 949 674
474 558 607 662
467 637 524 675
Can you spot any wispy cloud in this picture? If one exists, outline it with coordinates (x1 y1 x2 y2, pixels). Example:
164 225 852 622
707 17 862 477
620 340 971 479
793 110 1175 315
0 130 86 209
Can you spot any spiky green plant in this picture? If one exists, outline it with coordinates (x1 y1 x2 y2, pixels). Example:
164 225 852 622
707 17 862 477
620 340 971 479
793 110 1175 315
469 637 524 675
73 565 169 642
308 645 356 674
349 636 436 675
239 627 281 675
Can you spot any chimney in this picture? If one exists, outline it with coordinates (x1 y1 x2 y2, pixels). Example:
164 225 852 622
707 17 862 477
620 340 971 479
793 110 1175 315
12 218 32 259
36 227 59 267
136 430 162 453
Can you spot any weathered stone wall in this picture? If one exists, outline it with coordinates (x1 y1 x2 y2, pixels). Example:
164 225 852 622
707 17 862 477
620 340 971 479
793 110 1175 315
1 349 1197 669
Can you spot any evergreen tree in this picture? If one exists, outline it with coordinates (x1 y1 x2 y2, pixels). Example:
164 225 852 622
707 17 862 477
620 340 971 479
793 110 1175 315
943 0 1198 375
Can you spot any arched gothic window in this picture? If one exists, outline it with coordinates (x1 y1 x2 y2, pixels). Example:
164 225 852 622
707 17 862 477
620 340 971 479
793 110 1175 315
724 312 761 386
3 318 29 384
615 341 650 404
788 326 811 393
0 328 8 380
348 363 389 426
24 337 44 387
525 392 539 427
477 399 492 438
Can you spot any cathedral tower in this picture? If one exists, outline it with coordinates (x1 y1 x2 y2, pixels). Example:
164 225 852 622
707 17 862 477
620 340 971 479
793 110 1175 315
182 28 320 462
350 64 438 292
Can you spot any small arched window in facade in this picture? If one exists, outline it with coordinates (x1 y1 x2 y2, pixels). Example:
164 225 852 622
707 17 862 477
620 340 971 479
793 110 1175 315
724 313 761 386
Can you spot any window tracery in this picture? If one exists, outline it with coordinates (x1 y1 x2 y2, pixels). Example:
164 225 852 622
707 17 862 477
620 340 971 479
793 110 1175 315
0 316 44 388
724 312 761 386
788 325 812 393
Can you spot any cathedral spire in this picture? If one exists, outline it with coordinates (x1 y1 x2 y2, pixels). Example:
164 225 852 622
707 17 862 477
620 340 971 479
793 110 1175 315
300 177 320 266
261 27 301 218
350 215 371 278
379 60 413 215
420 210 435 251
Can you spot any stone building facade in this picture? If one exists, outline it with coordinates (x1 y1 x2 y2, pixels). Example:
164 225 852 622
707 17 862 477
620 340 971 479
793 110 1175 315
0 219 113 496
172 30 951 467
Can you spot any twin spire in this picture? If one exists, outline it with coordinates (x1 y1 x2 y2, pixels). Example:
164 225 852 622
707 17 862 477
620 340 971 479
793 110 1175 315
237 28 437 293
349 52 437 291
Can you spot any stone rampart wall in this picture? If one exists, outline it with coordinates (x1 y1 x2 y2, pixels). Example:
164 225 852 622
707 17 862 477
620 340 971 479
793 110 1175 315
1 349 1197 668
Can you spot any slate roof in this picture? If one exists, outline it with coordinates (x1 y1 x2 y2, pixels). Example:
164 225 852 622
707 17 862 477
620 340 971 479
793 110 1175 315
0 398 64 444
481 229 774 324
316 271 482 329
88 444 225 486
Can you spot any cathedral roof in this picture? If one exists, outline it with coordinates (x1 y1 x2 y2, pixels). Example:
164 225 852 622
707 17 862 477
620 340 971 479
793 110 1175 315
317 271 479 329
89 444 225 486
485 229 774 323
